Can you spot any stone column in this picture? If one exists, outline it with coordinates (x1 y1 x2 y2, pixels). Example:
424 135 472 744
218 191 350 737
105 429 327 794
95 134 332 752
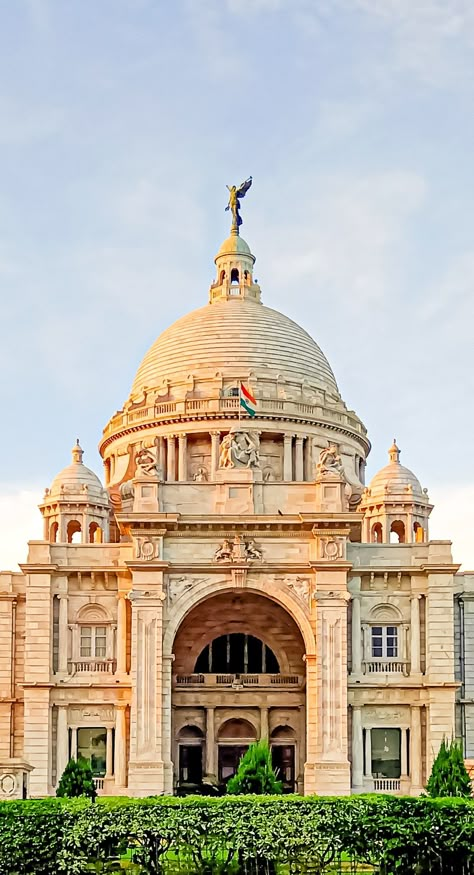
410 705 423 791
166 435 176 481
260 706 269 741
71 727 77 760
362 624 370 669
161 654 174 794
56 705 69 782
106 726 114 778
117 593 127 675
115 704 127 788
178 434 187 482
304 652 318 791
410 595 421 674
351 596 362 674
58 594 69 674
351 706 363 790
211 432 220 479
304 437 313 482
295 436 304 482
128 582 167 795
158 436 166 475
401 727 408 777
364 727 372 777
205 706 216 776
283 434 293 481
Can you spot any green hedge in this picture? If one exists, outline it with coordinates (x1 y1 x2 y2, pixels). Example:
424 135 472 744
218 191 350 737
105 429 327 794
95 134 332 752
0 795 474 874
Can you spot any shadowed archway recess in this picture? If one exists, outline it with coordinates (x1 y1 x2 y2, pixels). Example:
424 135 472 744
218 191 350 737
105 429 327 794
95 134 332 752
172 590 306 676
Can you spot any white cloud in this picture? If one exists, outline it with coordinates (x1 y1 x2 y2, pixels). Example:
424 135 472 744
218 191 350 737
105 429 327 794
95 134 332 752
0 488 43 572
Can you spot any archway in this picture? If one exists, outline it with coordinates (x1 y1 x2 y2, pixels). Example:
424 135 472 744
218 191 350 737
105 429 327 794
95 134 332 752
171 589 307 791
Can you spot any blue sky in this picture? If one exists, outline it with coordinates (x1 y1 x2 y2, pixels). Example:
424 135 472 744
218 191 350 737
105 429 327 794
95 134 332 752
1 0 473 568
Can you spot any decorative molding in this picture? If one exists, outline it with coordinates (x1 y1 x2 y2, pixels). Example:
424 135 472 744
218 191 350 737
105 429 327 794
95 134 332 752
135 537 160 561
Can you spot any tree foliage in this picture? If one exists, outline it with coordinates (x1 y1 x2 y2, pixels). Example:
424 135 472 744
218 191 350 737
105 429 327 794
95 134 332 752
56 757 97 801
226 741 283 795
426 738 472 798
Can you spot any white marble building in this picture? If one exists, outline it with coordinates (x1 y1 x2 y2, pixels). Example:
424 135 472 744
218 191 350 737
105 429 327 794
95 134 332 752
0 222 463 799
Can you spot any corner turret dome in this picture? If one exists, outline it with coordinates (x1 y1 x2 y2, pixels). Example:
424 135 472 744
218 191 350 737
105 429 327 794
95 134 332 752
48 441 107 501
368 440 424 498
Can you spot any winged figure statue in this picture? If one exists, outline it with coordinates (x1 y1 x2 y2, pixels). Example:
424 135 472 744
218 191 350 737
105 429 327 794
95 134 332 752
226 177 252 230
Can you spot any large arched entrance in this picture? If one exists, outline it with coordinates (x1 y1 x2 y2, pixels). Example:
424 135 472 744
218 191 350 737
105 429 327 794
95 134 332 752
172 590 306 792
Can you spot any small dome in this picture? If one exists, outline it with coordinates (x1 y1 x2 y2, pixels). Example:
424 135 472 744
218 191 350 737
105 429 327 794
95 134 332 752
49 442 107 502
368 440 424 497
216 233 252 258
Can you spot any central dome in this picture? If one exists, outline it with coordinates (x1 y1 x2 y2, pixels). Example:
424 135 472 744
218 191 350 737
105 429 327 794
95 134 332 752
131 297 338 398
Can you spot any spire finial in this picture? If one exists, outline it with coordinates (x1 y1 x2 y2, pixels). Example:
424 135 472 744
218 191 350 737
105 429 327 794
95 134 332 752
388 438 400 464
72 439 84 464
225 176 252 234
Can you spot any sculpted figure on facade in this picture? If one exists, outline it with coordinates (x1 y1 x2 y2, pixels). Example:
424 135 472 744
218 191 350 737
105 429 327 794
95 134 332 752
214 535 262 563
214 539 234 562
317 444 345 479
135 446 161 479
219 431 260 469
193 466 208 482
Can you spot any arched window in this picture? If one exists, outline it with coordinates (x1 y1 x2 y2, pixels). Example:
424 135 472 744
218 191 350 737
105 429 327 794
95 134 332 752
371 522 383 543
390 520 405 543
67 520 82 543
413 522 424 543
230 268 239 284
219 270 226 284
89 522 103 543
194 633 279 674
50 521 59 543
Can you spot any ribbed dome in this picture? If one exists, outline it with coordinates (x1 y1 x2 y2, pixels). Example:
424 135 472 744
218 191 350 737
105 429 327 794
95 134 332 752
131 297 338 397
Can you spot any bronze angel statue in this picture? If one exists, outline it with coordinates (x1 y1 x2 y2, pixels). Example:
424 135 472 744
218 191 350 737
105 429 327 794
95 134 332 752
226 177 252 229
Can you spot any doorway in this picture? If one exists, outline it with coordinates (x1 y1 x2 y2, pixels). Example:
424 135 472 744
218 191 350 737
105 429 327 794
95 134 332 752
179 744 203 785
272 745 295 792
218 745 248 783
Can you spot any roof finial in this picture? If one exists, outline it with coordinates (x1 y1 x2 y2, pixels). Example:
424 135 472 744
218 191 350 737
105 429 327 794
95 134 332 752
72 439 84 464
225 177 252 235
388 438 400 464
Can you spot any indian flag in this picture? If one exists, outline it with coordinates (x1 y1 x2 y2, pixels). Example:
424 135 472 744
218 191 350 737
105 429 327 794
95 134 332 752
240 382 257 417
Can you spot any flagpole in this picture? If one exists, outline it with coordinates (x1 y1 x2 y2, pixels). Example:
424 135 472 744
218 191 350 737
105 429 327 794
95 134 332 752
238 382 241 423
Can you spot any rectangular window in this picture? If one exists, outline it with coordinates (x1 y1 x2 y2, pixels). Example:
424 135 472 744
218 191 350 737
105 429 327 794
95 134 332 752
371 626 398 659
371 728 401 778
80 626 107 659
77 727 107 777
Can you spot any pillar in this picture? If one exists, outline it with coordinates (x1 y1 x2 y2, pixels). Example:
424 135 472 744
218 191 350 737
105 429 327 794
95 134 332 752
115 705 127 788
178 433 187 481
304 437 313 481
260 706 269 741
351 706 363 790
117 593 127 675
158 436 166 476
56 706 69 782
106 727 114 778
410 705 423 791
161 654 174 794
364 727 372 777
351 596 362 674
211 432 220 479
71 727 77 760
205 706 216 777
410 594 421 674
166 435 176 481
401 727 408 777
58 594 69 674
304 652 318 792
295 436 304 481
283 434 293 481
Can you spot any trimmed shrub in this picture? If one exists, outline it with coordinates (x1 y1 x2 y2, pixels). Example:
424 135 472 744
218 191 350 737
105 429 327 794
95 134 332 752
426 738 472 798
56 756 97 800
226 740 283 795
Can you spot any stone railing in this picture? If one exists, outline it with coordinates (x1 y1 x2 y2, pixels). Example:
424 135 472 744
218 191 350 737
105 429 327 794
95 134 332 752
174 673 302 688
93 777 105 791
372 778 401 792
68 659 117 675
102 395 366 442
362 660 409 676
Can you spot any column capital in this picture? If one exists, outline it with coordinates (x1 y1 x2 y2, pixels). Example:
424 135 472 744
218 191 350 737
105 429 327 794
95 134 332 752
411 593 423 601
115 702 128 711
178 433 187 442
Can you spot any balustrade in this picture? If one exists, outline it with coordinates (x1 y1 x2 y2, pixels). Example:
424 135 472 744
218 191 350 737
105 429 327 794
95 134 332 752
175 673 301 688
68 659 116 675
